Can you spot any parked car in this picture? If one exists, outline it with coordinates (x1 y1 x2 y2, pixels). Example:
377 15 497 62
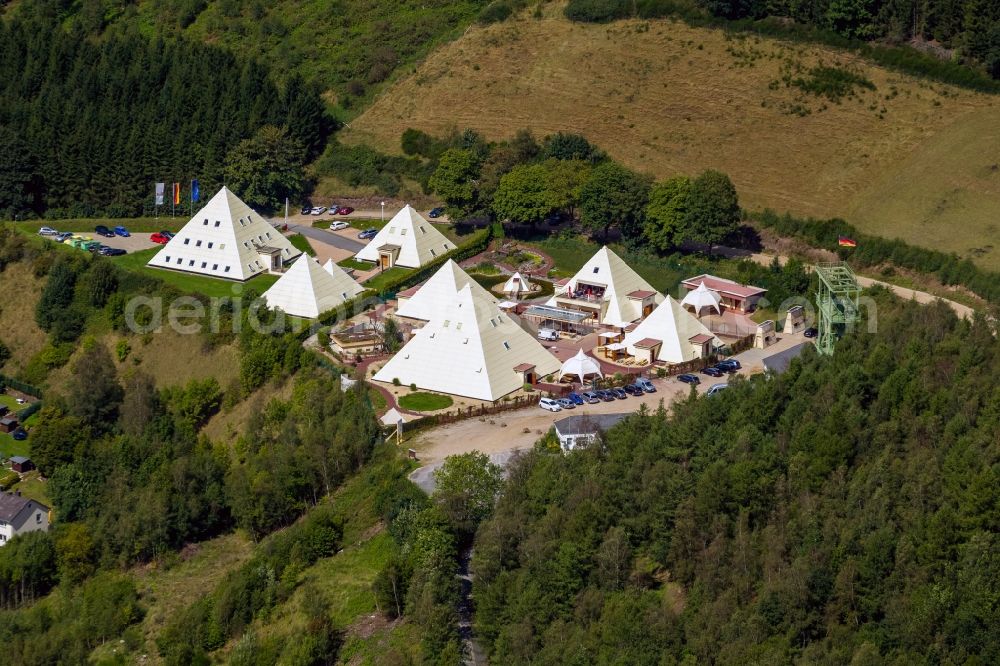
159 230 175 239
429 207 445 218
804 327 817 338
82 240 102 251
329 221 350 231
336 206 355 215
94 225 114 238
151 233 170 244
11 428 27 441
567 392 585 406
610 387 628 400
358 228 378 239
635 378 656 393
113 225 130 237
327 204 340 214
538 397 562 412
55 232 73 242
100 247 127 256
707 383 728 396
622 384 643 396
557 398 576 410
537 328 559 342
716 359 741 371
311 206 327 215
701 366 725 378
581 391 601 404
300 205 312 215
677 373 700 385
596 389 616 402
38 226 58 236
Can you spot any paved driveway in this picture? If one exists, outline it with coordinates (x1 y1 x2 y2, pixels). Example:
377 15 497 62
285 221 365 253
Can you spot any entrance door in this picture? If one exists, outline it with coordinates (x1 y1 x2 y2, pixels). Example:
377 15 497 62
380 253 391 270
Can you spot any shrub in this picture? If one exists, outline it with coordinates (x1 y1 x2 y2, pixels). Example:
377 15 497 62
479 1 514 24
564 0 631 23
0 472 19 490
410 383 417 391
393 377 401 386
316 329 330 348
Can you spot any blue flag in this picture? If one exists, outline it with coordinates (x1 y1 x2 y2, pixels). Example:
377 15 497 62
191 179 200 203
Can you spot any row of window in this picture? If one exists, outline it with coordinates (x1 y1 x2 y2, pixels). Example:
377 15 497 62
183 238 224 249
165 256 233 273
180 231 273 250
202 216 254 228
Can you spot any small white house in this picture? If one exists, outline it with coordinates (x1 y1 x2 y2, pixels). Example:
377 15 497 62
0 492 49 546
553 413 628 451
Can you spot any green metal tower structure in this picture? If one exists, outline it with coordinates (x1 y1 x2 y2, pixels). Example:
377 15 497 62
814 262 861 355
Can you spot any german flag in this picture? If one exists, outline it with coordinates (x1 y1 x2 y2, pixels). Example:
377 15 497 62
838 236 857 248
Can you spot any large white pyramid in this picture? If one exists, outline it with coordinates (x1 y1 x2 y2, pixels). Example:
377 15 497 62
545 246 662 328
262 255 365 319
374 284 560 402
622 296 721 363
147 186 301 281
395 259 496 322
355 205 455 268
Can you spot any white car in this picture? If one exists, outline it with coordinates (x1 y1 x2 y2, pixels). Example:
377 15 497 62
537 328 559 341
538 397 562 412
706 383 728 396
311 206 327 215
329 221 350 231
38 226 58 236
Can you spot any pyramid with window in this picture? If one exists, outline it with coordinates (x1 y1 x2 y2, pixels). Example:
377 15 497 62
374 284 560 401
355 204 455 269
147 186 302 281
262 255 365 319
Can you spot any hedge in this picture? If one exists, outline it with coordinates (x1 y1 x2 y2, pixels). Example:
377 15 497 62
751 209 1000 305
17 401 42 422
0 472 19 490
0 375 43 399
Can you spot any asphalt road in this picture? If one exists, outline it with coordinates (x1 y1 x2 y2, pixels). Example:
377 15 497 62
285 221 365 253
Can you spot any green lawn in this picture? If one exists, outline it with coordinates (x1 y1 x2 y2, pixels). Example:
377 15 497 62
368 387 388 412
288 233 316 257
10 472 48 506
111 248 279 298
0 434 29 460
398 392 453 412
338 257 372 271
362 266 411 291
12 217 185 234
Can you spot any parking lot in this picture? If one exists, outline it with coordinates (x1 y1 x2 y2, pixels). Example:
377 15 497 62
38 229 159 254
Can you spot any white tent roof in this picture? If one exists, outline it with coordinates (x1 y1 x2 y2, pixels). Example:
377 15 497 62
380 408 407 426
544 246 662 328
681 281 722 315
622 296 722 364
395 259 496 322
147 186 301 281
355 204 455 268
374 284 561 402
502 272 533 295
262 255 365 319
558 349 603 383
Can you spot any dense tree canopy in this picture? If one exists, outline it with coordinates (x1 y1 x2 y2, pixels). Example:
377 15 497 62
223 126 306 212
579 162 652 240
473 293 1000 663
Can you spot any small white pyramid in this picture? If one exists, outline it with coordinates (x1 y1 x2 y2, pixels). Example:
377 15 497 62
622 296 721 363
502 272 533 298
355 205 455 268
263 255 365 319
374 284 560 401
545 246 662 327
396 259 496 322
147 186 302 281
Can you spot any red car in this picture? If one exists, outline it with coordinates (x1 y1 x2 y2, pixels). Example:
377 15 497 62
151 233 170 244
336 206 354 215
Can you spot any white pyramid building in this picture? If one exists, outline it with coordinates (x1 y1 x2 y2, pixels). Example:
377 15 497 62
355 205 455 269
147 186 301 281
374 284 560 402
502 272 533 298
395 260 496 322
545 246 662 328
622 296 721 364
262 255 365 319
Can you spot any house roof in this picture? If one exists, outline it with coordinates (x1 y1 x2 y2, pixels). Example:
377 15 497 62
689 333 715 344
263 255 365 319
546 246 663 328
633 337 662 349
554 413 629 437
395 260 496 322
147 186 302 281
682 274 766 299
9 456 29 464
355 205 455 268
0 416 17 425
627 289 657 299
623 296 722 364
512 363 536 372
374 284 561 402
0 492 45 523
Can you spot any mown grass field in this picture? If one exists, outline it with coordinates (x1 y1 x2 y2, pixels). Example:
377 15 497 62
345 3 1000 269
111 247 279 298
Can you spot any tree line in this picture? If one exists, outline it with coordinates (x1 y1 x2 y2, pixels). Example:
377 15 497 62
471 292 1000 662
0 11 328 219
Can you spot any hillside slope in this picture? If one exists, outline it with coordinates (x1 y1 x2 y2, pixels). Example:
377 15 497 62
344 4 1000 268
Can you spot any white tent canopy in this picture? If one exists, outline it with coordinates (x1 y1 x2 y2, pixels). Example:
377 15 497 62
355 204 455 268
681 281 722 316
558 349 603 383
147 186 301 281
262 255 365 319
502 272 533 297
